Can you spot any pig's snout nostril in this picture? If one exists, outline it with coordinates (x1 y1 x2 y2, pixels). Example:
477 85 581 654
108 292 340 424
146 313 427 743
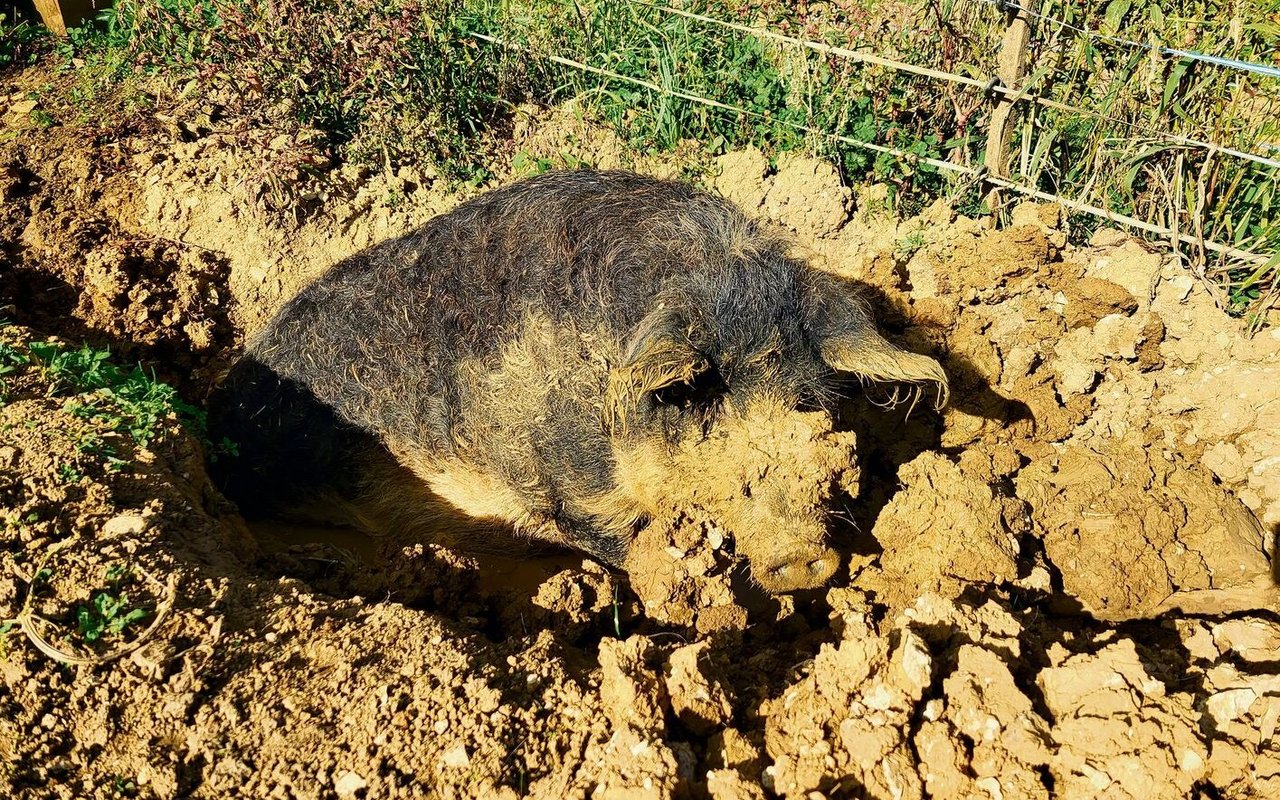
757 547 840 593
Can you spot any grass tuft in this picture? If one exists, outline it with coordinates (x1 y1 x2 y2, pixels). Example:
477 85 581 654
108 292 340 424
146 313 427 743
27 341 204 445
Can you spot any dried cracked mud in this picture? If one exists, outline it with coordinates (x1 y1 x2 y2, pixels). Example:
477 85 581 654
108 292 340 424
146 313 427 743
2 96 1279 799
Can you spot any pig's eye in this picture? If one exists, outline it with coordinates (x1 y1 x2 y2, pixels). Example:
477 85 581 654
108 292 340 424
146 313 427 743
651 366 727 410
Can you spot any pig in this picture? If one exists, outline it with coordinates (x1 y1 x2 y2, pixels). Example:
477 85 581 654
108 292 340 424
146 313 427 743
209 169 947 592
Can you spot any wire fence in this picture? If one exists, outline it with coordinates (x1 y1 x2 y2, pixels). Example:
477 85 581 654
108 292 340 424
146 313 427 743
972 0 1280 81
642 2 1280 172
470 0 1280 279
472 29 1266 266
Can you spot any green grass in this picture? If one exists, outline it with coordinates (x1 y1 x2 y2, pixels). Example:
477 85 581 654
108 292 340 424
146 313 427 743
27 341 204 446
482 1 962 209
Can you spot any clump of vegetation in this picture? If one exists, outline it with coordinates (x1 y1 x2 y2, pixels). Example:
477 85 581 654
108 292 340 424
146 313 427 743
27 341 204 445
0 12 48 67
894 230 927 262
76 564 150 644
47 0 535 178
0 341 29 403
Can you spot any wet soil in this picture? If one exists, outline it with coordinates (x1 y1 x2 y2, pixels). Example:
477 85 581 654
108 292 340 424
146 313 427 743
2 93 1279 799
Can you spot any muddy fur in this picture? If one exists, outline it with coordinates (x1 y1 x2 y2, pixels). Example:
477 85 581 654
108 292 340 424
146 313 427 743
210 170 947 589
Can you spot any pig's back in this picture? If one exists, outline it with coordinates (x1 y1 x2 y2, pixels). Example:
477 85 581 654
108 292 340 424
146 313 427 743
247 170 745 448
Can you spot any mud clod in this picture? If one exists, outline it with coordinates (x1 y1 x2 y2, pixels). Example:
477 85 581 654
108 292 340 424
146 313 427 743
867 451 1024 611
1016 438 1270 619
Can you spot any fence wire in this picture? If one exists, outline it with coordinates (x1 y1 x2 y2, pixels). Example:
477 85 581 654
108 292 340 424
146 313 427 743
636 1 1280 171
973 0 1280 81
470 29 1270 267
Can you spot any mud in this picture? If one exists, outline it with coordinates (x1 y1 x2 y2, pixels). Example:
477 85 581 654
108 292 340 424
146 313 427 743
2 93 1279 799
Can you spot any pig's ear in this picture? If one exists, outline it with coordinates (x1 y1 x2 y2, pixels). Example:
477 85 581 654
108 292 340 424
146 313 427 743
605 303 706 427
805 274 949 410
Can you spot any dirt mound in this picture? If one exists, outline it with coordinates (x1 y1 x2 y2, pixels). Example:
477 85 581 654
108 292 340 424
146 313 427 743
1 142 237 390
1017 437 1270 619
866 449 1025 611
2 98 1279 799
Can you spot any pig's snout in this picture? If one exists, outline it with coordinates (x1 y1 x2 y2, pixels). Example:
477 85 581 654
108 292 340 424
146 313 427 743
754 545 840 593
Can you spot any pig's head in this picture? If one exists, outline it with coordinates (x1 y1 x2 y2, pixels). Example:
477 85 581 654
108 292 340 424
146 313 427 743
604 255 947 594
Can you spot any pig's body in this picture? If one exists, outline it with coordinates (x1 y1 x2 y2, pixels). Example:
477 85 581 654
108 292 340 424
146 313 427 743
210 170 946 591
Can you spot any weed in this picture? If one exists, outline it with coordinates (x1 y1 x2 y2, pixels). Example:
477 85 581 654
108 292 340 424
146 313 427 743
0 342 28 403
29 342 119 394
29 108 55 128
68 428 128 472
0 12 48 67
893 230 927 262
511 149 556 177
89 0 524 179
77 593 149 642
76 564 149 643
109 776 139 798
27 341 203 445
57 463 83 484
208 435 239 463
0 342 27 365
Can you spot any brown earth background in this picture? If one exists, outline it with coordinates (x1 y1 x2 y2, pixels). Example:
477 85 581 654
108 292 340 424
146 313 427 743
2 86 1279 799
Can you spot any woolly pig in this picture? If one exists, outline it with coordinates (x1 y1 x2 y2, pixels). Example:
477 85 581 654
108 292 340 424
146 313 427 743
210 170 947 592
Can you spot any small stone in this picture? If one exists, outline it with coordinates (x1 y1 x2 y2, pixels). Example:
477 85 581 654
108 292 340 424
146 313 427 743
893 632 932 692
1055 361 1097 396
102 514 148 537
1206 688 1258 725
334 770 367 797
1090 228 1128 248
441 744 470 768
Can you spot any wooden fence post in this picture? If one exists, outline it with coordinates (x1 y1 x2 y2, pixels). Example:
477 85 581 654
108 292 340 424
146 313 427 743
984 0 1032 211
31 0 108 36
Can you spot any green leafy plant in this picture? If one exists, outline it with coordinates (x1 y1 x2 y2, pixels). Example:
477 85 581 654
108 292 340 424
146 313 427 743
0 12 49 67
0 341 29 403
57 463 83 484
28 341 204 445
894 230 927 261
76 565 149 643
77 593 149 642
